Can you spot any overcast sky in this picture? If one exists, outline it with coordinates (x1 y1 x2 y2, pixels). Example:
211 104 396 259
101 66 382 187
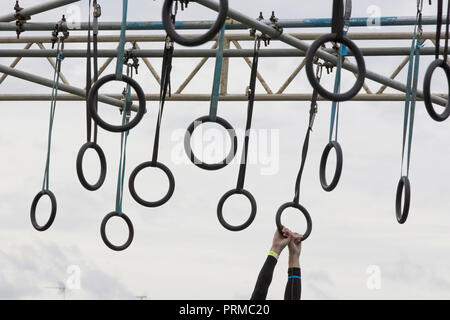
1 0 450 300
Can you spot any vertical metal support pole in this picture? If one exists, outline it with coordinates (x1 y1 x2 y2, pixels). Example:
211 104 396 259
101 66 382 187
220 38 230 95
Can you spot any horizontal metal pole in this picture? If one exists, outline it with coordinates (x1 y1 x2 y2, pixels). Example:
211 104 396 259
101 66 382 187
0 64 139 111
0 46 446 58
0 0 81 22
196 0 448 107
0 93 447 102
0 15 445 31
0 32 446 44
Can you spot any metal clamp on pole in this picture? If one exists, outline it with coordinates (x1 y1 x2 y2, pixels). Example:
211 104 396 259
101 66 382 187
14 1 30 39
249 11 282 46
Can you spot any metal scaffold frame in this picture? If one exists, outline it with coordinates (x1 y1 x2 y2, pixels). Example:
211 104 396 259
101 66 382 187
0 0 448 106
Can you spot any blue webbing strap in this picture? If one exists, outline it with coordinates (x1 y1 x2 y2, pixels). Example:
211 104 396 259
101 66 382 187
115 0 128 79
329 0 351 141
401 3 422 177
42 39 63 191
115 67 132 214
209 24 225 122
329 47 343 142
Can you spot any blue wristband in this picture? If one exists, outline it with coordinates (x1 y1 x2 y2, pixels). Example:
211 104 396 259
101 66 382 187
288 275 301 279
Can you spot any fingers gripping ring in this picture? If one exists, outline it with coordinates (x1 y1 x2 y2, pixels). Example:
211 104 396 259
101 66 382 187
184 115 238 170
423 59 450 122
100 211 134 251
395 176 411 224
217 189 257 231
76 142 107 191
30 190 57 231
305 33 366 102
88 74 146 133
319 141 343 192
128 161 175 208
275 202 312 241
162 0 229 47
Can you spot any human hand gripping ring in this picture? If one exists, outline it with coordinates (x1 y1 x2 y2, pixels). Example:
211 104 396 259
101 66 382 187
305 33 366 102
423 59 450 122
162 0 229 47
319 140 343 191
184 115 238 170
276 202 312 241
76 142 107 191
395 176 411 224
88 74 146 132
217 189 257 231
100 211 134 251
128 161 175 207
30 190 57 231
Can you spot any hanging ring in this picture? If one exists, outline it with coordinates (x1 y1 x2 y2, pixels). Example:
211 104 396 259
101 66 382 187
275 202 312 241
30 190 57 232
184 115 238 170
217 188 257 231
423 59 450 122
305 33 366 102
76 142 107 191
395 176 411 224
162 0 229 47
128 161 175 207
319 141 343 192
88 74 146 132
100 211 134 251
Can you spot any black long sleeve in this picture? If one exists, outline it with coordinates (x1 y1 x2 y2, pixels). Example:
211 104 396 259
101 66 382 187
250 255 277 300
284 267 301 300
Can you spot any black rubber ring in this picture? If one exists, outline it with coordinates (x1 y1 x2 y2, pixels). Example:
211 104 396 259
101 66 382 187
128 161 175 207
30 190 57 232
162 0 228 47
100 211 134 251
88 74 146 132
395 176 411 224
217 188 257 231
319 141 343 192
423 59 450 122
305 33 366 102
76 142 107 191
184 115 238 170
275 202 312 241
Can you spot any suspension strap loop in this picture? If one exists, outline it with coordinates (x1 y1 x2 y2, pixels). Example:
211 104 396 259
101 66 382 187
30 31 65 232
209 24 226 122
152 36 174 163
275 67 319 240
42 37 63 192
401 3 422 178
86 0 92 143
92 0 100 143
235 38 260 191
76 0 106 192
183 23 238 171
115 0 128 80
293 64 322 205
331 0 345 40
128 31 176 209
115 64 132 214
396 1 423 224
216 37 261 232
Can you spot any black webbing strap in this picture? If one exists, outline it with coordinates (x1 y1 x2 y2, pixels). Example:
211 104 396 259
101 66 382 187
331 0 345 40
293 66 322 204
152 34 174 163
86 0 99 144
236 39 260 190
